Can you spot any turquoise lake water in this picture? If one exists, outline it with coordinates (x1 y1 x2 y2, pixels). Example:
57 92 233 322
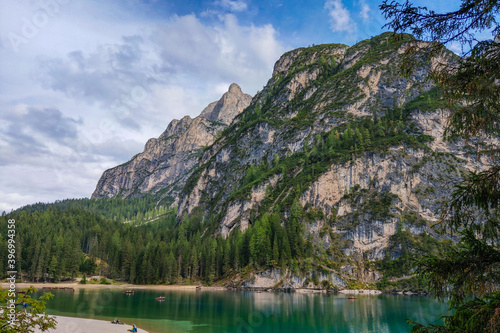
39 289 449 333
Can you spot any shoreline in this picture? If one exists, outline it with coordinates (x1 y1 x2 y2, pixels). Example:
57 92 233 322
2 281 199 291
2 282 425 295
4 282 366 292
35 315 149 333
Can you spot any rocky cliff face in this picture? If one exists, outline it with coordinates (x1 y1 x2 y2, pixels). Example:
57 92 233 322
93 33 492 282
173 33 490 258
92 83 252 199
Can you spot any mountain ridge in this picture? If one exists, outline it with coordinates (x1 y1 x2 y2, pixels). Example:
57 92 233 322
90 32 492 286
92 83 252 199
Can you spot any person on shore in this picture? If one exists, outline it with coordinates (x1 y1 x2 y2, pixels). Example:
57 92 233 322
128 324 137 332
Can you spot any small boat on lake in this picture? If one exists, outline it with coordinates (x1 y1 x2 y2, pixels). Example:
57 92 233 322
124 290 135 295
156 296 165 301
347 296 357 299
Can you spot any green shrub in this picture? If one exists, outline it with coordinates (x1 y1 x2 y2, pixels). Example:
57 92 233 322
99 277 111 285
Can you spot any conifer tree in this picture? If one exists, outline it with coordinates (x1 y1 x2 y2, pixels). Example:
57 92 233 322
272 235 280 267
191 250 199 279
223 242 231 275
48 255 59 282
381 1 500 331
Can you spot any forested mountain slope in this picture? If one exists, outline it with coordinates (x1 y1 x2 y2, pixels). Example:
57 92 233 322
2 33 493 290
172 33 488 259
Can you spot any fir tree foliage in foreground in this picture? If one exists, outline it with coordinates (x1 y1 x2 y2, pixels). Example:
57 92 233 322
0 287 56 333
382 0 500 331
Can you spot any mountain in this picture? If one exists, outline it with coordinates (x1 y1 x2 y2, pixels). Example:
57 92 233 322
87 32 491 289
92 83 252 200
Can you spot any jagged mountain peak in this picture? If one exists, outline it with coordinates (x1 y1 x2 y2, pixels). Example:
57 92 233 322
92 84 252 199
199 83 252 125
228 82 243 94
93 33 433 202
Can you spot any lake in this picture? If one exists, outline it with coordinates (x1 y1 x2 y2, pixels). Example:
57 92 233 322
38 289 448 333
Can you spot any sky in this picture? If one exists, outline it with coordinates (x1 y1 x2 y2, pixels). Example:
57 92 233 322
0 0 463 212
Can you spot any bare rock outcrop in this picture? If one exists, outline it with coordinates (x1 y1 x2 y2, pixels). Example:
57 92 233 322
92 84 252 199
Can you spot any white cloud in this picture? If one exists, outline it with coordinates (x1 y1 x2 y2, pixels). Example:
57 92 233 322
0 190 38 213
152 13 284 93
447 41 462 55
324 0 356 33
359 0 371 21
216 0 248 12
0 1 285 211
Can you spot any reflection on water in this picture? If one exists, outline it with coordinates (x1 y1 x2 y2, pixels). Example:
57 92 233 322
38 289 448 333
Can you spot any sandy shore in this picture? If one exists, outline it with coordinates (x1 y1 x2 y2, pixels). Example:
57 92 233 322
1 281 198 291
35 315 148 333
